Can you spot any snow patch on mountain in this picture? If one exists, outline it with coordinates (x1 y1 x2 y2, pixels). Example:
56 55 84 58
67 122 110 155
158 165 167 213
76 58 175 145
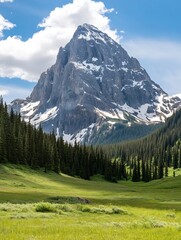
22 106 58 126
172 93 181 99
72 61 103 73
63 123 95 144
78 23 114 45
95 107 126 121
10 24 181 144
21 101 40 117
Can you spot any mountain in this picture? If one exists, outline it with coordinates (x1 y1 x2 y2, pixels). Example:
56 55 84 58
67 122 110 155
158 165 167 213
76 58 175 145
173 93 181 99
11 24 181 144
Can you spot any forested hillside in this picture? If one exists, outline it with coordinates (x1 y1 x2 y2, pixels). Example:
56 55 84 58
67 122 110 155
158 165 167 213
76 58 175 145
0 99 181 183
106 108 181 182
0 99 107 180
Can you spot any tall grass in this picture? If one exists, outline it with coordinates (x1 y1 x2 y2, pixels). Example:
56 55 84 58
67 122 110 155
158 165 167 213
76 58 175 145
0 164 181 239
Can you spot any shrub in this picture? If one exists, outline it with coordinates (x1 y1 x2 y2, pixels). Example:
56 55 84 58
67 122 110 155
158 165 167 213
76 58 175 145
166 213 176 218
35 202 56 213
59 204 73 212
111 207 127 215
78 205 128 215
78 205 91 213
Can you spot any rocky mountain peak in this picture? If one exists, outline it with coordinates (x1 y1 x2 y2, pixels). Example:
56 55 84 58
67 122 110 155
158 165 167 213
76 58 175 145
11 24 181 144
74 23 115 45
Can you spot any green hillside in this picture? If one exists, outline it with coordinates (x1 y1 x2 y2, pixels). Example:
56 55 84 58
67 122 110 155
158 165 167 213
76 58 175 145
0 164 181 240
105 108 181 182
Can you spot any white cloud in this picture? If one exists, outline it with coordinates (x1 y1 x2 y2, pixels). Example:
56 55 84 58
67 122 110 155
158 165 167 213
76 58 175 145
0 0 119 82
0 15 15 38
122 38 181 95
0 88 8 96
0 85 32 103
1 0 180 96
0 0 13 2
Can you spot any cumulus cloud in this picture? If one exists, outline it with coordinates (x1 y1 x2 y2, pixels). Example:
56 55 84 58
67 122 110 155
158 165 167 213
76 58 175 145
0 15 15 38
0 0 13 2
122 38 181 94
0 0 119 82
1 0 180 95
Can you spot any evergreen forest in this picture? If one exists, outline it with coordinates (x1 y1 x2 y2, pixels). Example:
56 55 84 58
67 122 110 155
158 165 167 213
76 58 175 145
0 99 181 182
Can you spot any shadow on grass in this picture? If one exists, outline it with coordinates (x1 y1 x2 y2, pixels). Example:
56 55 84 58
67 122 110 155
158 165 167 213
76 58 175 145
0 164 181 211
47 196 91 204
0 191 50 204
0 192 181 211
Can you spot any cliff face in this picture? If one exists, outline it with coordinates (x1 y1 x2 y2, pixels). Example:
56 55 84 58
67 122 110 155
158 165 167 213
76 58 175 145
11 24 181 144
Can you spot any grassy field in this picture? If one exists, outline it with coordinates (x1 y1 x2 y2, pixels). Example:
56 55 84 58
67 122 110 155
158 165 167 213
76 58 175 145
0 164 181 240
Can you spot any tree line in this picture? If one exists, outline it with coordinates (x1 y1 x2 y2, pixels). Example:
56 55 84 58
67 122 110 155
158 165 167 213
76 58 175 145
103 109 181 182
0 99 109 180
0 98 181 182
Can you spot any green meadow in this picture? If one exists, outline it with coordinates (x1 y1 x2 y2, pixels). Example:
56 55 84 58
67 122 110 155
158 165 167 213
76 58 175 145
0 164 181 240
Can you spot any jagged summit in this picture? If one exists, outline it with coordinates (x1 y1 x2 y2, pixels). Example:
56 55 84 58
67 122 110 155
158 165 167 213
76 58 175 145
11 24 181 144
74 23 116 45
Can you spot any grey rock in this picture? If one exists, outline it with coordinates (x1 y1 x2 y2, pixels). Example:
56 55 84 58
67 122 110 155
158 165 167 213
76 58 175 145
11 24 181 144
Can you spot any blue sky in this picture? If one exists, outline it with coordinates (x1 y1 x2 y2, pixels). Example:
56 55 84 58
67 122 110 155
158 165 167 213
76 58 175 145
0 0 181 102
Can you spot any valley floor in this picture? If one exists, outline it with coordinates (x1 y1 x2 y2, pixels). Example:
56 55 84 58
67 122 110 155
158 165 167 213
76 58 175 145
0 164 181 240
